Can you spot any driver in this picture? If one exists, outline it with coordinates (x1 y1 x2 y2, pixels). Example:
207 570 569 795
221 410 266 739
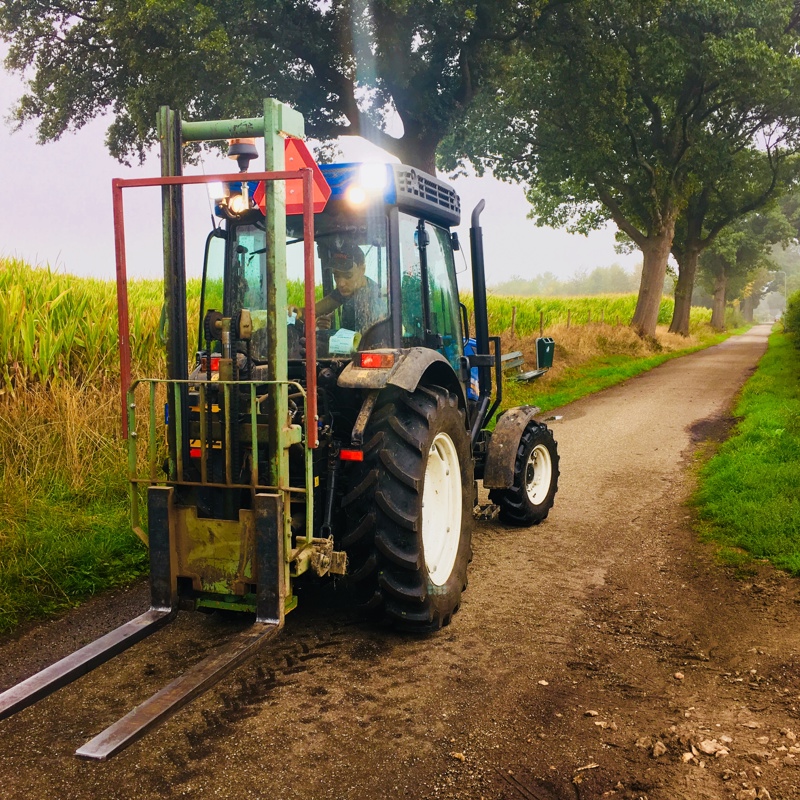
317 244 384 333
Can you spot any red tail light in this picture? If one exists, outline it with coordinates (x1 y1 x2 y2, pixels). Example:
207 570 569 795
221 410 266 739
359 352 395 369
340 449 364 462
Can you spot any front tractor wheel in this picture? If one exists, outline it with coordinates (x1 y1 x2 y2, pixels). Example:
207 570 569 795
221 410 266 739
489 421 559 526
342 386 473 632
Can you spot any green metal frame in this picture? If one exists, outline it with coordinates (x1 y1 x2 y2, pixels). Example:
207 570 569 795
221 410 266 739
139 99 312 611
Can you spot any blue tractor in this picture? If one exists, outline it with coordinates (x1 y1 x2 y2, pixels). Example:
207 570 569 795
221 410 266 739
0 100 559 759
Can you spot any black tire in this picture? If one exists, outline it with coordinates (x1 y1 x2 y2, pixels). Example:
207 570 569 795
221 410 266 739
488 421 559 526
341 386 473 632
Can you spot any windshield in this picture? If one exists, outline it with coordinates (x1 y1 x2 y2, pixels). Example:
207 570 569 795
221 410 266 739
201 209 391 363
287 206 391 355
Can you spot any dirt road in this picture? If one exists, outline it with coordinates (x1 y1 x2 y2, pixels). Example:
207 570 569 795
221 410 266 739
3 323 797 800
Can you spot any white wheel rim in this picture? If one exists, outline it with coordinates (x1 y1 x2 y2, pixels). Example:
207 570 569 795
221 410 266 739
421 432 462 586
525 444 553 505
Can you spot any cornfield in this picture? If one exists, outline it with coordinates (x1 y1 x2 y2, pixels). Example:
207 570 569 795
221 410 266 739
0 258 199 395
0 257 315 396
2 257 716 397
463 292 712 337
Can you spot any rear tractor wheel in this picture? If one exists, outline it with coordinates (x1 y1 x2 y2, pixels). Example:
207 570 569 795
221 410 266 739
341 386 473 632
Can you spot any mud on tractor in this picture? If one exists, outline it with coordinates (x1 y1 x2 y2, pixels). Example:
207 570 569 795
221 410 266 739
0 100 559 758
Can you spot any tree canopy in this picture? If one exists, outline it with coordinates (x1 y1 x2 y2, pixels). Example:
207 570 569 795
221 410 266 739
0 0 551 171
442 0 800 336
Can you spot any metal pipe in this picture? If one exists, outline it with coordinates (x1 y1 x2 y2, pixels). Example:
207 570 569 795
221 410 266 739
302 168 318 448
469 200 492 404
469 200 491 399
181 117 266 142
112 182 131 438
112 170 308 191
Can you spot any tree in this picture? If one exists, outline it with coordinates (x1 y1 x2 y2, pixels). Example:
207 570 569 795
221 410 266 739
441 0 800 337
699 206 794 328
669 148 798 336
0 0 554 172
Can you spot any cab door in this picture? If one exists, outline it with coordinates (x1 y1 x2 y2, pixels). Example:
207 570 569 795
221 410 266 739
398 212 463 369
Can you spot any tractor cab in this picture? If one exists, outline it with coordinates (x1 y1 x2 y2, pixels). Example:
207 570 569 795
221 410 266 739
199 162 464 376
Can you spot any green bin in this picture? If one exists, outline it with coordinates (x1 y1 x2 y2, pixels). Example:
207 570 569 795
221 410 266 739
536 337 555 370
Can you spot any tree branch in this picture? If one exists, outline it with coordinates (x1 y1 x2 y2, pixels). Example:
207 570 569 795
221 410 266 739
595 179 647 247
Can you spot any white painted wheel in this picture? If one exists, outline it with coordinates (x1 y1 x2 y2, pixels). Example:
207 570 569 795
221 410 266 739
422 431 463 586
525 443 554 505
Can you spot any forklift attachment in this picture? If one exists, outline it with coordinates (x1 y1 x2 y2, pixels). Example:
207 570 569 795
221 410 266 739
0 608 174 722
0 490 286 759
76 621 281 760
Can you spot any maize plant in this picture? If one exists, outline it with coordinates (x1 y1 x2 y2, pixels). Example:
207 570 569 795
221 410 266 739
0 258 203 396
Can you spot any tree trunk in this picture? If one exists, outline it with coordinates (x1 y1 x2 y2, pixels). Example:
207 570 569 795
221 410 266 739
394 134 438 173
710 273 727 330
742 294 755 323
631 219 676 337
669 246 699 336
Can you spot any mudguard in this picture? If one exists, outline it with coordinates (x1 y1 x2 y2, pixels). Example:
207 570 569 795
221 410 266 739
338 347 465 404
483 405 542 489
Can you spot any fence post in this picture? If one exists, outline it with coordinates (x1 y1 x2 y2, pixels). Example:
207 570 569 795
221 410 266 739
511 306 517 337
567 309 571 329
539 311 544 337
601 308 605 324
587 310 591 325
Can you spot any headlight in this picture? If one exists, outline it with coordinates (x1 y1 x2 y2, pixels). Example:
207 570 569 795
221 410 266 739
358 162 389 191
344 185 367 206
228 193 251 215
343 163 390 207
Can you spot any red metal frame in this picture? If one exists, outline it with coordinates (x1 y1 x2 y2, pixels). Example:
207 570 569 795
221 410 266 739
113 168 318 446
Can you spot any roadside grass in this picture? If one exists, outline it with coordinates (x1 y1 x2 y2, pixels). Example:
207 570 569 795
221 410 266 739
693 330 800 575
0 385 147 634
0 499 146 634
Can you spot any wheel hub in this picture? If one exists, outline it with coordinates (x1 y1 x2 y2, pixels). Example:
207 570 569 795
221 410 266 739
421 432 462 586
525 443 553 505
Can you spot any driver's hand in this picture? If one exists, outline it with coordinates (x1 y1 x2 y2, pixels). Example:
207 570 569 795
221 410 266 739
288 304 304 321
317 314 332 330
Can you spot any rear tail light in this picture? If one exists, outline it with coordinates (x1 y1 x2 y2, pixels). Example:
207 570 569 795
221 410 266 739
359 352 395 369
200 356 221 372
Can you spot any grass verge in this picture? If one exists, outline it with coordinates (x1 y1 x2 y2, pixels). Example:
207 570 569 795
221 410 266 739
692 330 800 575
0 386 147 635
0 501 147 634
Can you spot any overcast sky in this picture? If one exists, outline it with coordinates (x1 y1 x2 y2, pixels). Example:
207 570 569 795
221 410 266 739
0 56 640 287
